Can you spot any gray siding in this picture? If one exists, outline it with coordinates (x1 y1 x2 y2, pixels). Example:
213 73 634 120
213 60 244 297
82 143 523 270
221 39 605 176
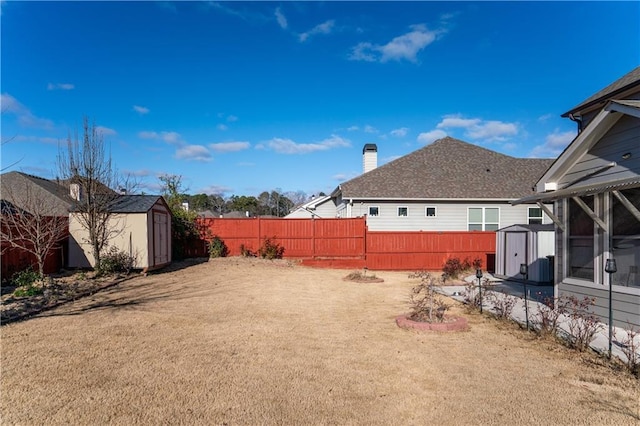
352 200 552 231
559 115 640 188
581 92 640 128
558 282 640 328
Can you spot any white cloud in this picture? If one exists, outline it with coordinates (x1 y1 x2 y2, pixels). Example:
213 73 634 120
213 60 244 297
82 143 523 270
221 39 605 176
364 125 378 134
417 129 447 145
299 19 335 42
96 126 117 136
123 169 152 177
199 184 233 195
275 7 287 29
217 124 228 131
14 135 59 144
390 127 409 137
138 130 183 144
0 93 54 130
538 113 553 122
209 141 250 152
332 172 358 181
264 134 350 154
347 125 359 131
47 82 74 91
435 114 518 142
349 24 442 63
236 162 255 167
529 130 575 158
226 115 238 122
133 105 150 115
175 145 212 162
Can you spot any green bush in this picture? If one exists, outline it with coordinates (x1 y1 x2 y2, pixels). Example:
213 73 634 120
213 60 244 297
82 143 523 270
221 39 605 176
208 235 229 258
98 246 135 276
11 267 41 288
258 236 285 260
13 285 43 297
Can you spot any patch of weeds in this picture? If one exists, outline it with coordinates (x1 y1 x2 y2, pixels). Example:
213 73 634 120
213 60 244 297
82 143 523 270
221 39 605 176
258 236 285 260
345 270 378 281
534 296 566 338
208 235 229 258
13 284 43 298
407 271 450 323
239 244 256 257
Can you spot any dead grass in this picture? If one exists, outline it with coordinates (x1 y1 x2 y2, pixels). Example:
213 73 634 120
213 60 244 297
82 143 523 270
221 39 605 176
1 257 639 425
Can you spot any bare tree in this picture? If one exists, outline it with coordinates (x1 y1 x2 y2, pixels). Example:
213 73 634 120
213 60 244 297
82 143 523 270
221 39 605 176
57 117 124 270
1 185 68 277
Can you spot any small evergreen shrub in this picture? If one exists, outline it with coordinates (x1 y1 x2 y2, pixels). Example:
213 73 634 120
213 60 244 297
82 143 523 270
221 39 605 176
98 246 135 276
11 267 41 288
258 236 285 260
208 235 229 258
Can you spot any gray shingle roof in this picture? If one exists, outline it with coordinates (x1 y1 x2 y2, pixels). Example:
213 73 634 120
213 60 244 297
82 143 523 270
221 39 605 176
562 66 640 117
1 171 75 216
339 137 553 200
107 195 166 213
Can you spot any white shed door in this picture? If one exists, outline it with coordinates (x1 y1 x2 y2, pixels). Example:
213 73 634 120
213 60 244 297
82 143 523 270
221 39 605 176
153 212 169 265
505 232 527 278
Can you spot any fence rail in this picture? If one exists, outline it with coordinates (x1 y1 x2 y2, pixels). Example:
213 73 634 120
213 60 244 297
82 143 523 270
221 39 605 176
197 217 496 271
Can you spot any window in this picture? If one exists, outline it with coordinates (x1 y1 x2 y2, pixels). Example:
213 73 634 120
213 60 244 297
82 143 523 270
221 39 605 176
425 207 436 217
468 207 499 231
611 188 640 288
368 206 379 217
528 207 543 224
398 206 408 217
567 196 594 281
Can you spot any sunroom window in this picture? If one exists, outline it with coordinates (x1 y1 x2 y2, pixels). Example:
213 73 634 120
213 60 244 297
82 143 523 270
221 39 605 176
611 188 640 288
567 196 594 281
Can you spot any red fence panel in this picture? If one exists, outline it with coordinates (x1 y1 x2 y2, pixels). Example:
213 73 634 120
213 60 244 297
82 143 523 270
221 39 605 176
194 218 495 271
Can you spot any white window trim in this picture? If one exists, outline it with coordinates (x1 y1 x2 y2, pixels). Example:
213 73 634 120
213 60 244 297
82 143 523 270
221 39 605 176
467 207 500 231
368 206 380 217
397 206 408 217
425 206 437 217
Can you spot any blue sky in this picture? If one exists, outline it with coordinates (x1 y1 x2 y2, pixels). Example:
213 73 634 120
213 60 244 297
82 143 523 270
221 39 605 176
2 1 639 198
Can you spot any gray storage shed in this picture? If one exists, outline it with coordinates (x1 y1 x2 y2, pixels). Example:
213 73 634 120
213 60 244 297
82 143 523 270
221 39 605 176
495 223 555 284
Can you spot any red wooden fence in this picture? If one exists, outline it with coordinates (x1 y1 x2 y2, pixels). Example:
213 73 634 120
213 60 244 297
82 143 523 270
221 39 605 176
197 217 496 271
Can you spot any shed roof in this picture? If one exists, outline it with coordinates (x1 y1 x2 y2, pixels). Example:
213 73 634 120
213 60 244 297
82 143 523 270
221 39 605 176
338 137 553 200
108 195 168 213
562 66 640 117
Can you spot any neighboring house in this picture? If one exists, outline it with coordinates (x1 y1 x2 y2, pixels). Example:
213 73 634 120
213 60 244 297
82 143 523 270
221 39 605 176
69 195 172 271
513 66 640 327
286 195 336 218
1 171 74 275
1 171 75 217
331 138 554 231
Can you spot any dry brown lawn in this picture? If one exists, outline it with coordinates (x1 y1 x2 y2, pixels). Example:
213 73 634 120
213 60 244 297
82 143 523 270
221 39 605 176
2 258 639 425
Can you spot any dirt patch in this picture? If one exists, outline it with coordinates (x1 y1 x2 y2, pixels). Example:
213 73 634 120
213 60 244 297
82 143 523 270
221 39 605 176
1 257 638 424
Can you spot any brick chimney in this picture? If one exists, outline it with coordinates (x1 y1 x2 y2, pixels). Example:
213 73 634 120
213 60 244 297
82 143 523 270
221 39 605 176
362 144 377 173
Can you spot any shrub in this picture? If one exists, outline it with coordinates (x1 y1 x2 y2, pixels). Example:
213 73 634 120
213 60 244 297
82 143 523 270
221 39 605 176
487 290 518 320
619 324 639 377
258 236 285 260
443 256 482 280
534 296 566 337
97 246 135 276
239 244 256 257
463 278 485 311
564 296 603 352
208 235 229 258
407 271 450 323
11 267 41 288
